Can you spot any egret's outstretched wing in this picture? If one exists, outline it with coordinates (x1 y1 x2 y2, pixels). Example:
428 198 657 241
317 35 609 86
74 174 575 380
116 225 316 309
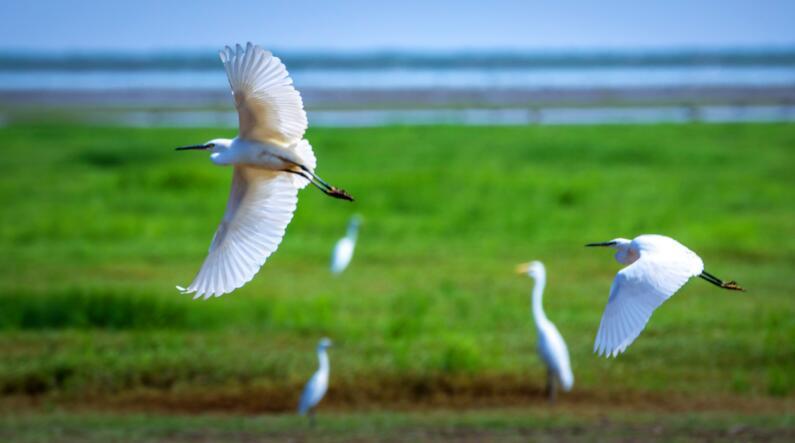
594 252 702 357
178 167 298 299
220 42 308 146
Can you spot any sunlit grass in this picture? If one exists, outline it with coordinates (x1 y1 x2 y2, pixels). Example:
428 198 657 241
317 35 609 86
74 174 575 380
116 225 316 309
0 123 793 405
1 409 793 443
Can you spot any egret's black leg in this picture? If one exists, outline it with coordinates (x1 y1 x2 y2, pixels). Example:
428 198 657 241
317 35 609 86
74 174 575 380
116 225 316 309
283 170 354 201
308 409 316 428
699 270 745 291
546 368 557 405
698 271 722 287
279 157 354 202
284 169 330 193
296 163 334 190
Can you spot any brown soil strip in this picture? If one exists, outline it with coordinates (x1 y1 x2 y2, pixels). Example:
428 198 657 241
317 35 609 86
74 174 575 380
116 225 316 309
2 373 792 414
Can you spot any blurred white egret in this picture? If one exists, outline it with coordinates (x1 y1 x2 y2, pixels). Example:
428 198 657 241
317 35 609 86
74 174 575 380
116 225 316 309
330 215 361 274
516 261 574 402
176 43 353 299
586 234 744 358
298 337 332 424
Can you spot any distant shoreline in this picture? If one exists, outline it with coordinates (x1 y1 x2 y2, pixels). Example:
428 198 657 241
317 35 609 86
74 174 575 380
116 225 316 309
2 48 795 71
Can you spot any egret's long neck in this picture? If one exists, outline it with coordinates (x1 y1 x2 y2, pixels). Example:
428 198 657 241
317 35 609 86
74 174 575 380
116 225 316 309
317 349 329 373
531 273 548 326
346 223 359 241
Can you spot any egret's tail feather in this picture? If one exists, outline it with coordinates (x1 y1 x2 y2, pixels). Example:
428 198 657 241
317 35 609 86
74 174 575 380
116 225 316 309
286 139 315 189
559 369 574 392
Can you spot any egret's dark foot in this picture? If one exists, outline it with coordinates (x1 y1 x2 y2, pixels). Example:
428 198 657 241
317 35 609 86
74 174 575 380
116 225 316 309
545 370 557 405
700 271 745 292
328 187 354 202
721 280 745 291
283 169 354 202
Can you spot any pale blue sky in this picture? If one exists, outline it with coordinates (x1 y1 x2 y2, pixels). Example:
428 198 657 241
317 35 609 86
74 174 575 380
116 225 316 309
1 0 794 51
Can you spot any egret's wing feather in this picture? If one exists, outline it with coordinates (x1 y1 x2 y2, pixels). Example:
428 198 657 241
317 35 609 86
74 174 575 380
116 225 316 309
594 254 700 357
219 42 307 145
538 324 574 391
179 167 298 299
298 373 319 414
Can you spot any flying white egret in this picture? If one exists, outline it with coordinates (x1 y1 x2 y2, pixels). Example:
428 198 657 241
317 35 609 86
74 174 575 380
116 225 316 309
586 234 744 358
516 261 574 402
175 43 353 299
330 215 361 275
298 337 332 424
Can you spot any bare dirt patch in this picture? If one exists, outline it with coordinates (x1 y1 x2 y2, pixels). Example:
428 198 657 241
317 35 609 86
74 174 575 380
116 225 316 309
3 373 792 415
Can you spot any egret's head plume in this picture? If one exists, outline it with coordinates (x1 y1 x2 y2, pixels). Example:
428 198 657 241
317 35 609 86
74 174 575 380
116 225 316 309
587 238 636 265
317 337 333 350
207 138 232 152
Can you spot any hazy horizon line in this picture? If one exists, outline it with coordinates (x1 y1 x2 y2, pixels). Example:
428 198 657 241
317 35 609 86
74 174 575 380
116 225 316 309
1 43 795 56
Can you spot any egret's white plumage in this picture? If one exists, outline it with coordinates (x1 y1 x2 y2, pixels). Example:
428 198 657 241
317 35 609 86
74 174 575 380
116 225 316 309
221 44 308 147
587 234 744 358
516 261 573 400
176 43 351 299
330 216 360 274
298 338 332 419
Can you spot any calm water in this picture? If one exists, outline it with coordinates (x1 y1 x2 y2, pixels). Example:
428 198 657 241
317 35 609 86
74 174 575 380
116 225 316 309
1 65 794 90
3 50 793 125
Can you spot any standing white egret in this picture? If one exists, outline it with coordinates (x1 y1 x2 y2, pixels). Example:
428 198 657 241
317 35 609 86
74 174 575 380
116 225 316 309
175 43 353 299
586 234 744 358
516 261 574 402
330 215 361 275
298 337 332 424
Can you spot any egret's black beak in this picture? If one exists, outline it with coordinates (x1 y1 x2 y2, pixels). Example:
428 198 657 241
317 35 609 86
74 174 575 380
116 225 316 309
585 241 617 247
176 144 212 151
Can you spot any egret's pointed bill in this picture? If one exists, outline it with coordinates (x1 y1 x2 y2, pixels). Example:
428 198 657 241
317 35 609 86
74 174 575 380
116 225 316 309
585 241 617 247
515 262 532 274
176 143 213 151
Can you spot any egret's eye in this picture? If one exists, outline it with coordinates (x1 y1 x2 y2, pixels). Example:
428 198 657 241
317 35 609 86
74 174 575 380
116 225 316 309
207 143 215 148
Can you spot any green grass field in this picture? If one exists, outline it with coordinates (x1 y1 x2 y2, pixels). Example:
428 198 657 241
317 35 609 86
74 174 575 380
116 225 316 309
2 409 793 442
0 122 793 439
